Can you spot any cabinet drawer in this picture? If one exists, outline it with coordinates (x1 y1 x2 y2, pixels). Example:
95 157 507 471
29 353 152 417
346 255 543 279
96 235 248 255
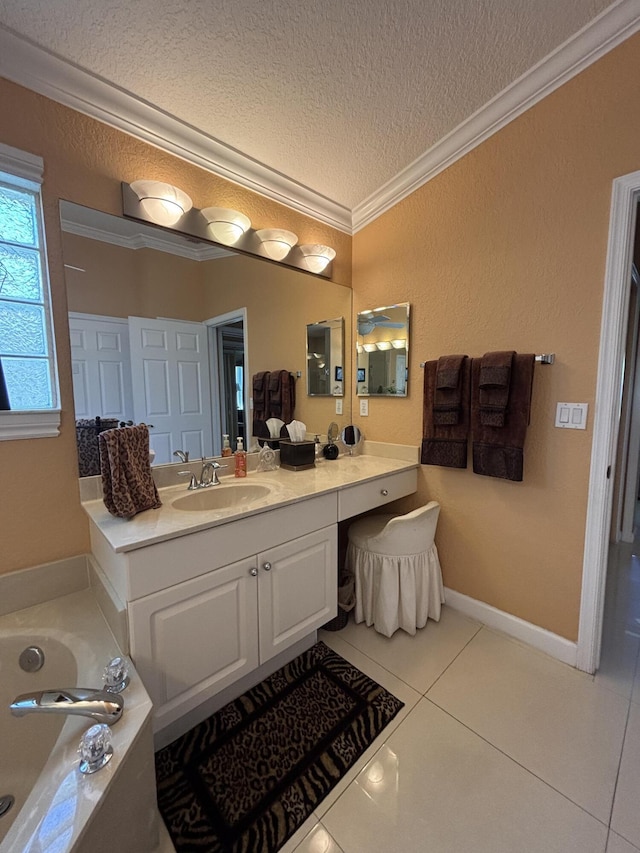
338 468 417 520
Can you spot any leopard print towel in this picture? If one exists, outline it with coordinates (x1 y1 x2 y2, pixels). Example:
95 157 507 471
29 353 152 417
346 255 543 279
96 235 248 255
98 424 161 519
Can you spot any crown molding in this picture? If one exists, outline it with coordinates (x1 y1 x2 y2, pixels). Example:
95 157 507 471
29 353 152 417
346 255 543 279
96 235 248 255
352 0 640 232
1 2 639 238
60 215 231 261
0 26 352 234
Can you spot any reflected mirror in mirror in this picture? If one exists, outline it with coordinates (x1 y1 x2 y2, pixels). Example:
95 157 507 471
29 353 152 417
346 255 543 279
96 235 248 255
341 424 362 456
60 202 352 475
306 317 344 397
356 303 409 396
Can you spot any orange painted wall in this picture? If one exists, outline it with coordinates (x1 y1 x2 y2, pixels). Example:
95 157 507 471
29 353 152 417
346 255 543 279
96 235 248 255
0 77 351 573
352 32 640 641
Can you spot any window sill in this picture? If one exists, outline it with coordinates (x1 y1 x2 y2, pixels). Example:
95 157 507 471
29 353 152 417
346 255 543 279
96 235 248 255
0 410 61 440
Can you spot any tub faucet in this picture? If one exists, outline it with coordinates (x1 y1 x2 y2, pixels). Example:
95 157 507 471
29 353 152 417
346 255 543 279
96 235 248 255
10 688 123 725
173 449 189 463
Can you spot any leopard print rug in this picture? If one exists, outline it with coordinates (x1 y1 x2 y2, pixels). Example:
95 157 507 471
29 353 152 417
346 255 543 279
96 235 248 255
155 641 404 852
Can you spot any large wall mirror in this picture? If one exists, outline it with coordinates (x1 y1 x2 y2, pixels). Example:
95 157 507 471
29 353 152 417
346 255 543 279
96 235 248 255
306 318 344 397
356 303 410 396
60 202 352 475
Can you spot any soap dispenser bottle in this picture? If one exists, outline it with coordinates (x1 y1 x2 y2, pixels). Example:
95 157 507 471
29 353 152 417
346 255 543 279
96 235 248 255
314 434 324 465
222 434 232 457
234 437 247 478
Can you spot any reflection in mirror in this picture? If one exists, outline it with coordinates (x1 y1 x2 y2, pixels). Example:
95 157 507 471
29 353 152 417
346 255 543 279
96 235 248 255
60 202 352 475
356 303 410 396
306 317 344 397
341 424 362 455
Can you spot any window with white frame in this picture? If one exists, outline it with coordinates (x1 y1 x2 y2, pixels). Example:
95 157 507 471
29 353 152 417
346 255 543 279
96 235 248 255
0 143 60 439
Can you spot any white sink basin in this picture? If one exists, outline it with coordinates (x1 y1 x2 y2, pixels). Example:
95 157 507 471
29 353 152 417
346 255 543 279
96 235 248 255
171 483 271 512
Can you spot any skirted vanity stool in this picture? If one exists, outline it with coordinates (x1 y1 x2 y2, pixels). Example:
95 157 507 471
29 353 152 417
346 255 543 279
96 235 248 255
346 502 444 637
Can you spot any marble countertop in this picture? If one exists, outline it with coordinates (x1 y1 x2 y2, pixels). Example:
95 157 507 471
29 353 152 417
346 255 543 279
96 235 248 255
82 450 418 554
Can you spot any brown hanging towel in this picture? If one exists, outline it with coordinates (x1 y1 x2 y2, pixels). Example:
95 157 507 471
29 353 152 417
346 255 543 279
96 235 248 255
252 371 270 421
478 350 514 427
471 353 535 481
279 370 295 423
98 424 161 519
421 356 470 468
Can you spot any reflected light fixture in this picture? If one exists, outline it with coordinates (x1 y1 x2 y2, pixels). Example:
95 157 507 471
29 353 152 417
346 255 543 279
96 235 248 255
376 341 392 350
391 339 406 349
200 207 251 246
299 244 336 274
363 343 377 352
129 180 192 226
256 228 298 261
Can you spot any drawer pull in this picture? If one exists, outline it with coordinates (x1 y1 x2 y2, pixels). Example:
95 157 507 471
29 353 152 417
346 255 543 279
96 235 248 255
249 567 258 577
381 489 389 496
262 562 272 572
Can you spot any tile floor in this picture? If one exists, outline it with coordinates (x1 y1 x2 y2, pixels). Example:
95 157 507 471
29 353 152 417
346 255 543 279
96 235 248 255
157 530 640 853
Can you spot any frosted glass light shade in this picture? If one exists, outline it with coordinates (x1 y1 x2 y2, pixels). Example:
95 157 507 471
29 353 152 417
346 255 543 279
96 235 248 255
200 207 251 245
376 341 392 350
299 244 336 273
130 180 192 226
363 343 377 353
391 339 406 349
256 229 297 261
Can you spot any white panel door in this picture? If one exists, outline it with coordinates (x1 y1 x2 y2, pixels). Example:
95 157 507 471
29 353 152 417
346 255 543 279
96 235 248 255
128 316 213 464
68 313 133 422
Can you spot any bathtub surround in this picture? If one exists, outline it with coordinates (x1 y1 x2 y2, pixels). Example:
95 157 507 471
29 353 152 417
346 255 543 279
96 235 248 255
0 587 157 852
155 641 403 852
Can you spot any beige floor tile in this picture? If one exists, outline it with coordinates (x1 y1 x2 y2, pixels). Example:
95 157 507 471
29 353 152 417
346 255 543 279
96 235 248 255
322 699 607 853
325 605 481 694
427 627 628 823
293 821 344 852
612 702 640 847
607 832 640 853
279 813 322 853
317 631 421 815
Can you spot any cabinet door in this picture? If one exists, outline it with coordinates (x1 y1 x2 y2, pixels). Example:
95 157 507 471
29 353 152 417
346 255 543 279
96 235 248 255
129 557 259 731
257 525 337 664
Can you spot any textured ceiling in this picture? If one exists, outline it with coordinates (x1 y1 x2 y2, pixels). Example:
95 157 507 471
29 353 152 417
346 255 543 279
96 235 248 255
0 0 617 210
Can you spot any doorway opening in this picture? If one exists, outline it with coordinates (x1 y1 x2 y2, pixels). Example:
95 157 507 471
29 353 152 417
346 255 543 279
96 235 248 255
206 308 249 457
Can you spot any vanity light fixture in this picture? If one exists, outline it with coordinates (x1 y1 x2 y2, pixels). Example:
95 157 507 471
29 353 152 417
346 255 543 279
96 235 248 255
298 244 336 274
200 207 251 246
391 339 406 349
129 180 192 226
256 228 298 261
376 341 392 350
363 343 377 353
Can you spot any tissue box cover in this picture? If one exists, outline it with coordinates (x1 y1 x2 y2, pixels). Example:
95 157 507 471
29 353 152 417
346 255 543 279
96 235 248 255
279 439 315 471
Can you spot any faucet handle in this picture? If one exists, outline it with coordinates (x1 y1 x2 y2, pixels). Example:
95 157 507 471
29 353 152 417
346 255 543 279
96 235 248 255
78 723 113 774
178 470 199 490
103 656 130 693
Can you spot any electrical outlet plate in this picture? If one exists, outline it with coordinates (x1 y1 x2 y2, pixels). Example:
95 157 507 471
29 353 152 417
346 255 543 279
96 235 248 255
360 398 369 416
335 398 343 415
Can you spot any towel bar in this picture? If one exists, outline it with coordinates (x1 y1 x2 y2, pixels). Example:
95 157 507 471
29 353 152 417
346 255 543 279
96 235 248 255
419 353 555 368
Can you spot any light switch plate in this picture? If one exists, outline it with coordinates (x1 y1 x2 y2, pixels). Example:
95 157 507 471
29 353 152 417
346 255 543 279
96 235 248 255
335 398 343 415
555 402 588 430
360 398 369 416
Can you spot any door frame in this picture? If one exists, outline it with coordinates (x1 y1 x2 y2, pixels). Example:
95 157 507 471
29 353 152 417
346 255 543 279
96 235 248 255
577 170 640 673
205 308 249 454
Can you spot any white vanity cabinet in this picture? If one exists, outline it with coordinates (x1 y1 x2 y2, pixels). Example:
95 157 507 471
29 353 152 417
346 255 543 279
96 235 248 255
128 525 336 732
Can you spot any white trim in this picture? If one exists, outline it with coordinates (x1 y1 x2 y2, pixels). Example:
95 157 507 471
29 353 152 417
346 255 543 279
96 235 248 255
0 27 351 234
576 171 640 673
2 5 640 234
0 141 43 186
0 409 61 440
444 587 578 667
352 0 640 231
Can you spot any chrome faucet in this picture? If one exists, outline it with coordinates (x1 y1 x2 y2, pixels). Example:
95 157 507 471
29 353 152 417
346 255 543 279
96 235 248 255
10 688 124 725
173 449 190 463
178 458 227 490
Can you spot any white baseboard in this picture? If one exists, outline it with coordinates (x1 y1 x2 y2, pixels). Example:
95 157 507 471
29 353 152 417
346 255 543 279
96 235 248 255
444 587 578 668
